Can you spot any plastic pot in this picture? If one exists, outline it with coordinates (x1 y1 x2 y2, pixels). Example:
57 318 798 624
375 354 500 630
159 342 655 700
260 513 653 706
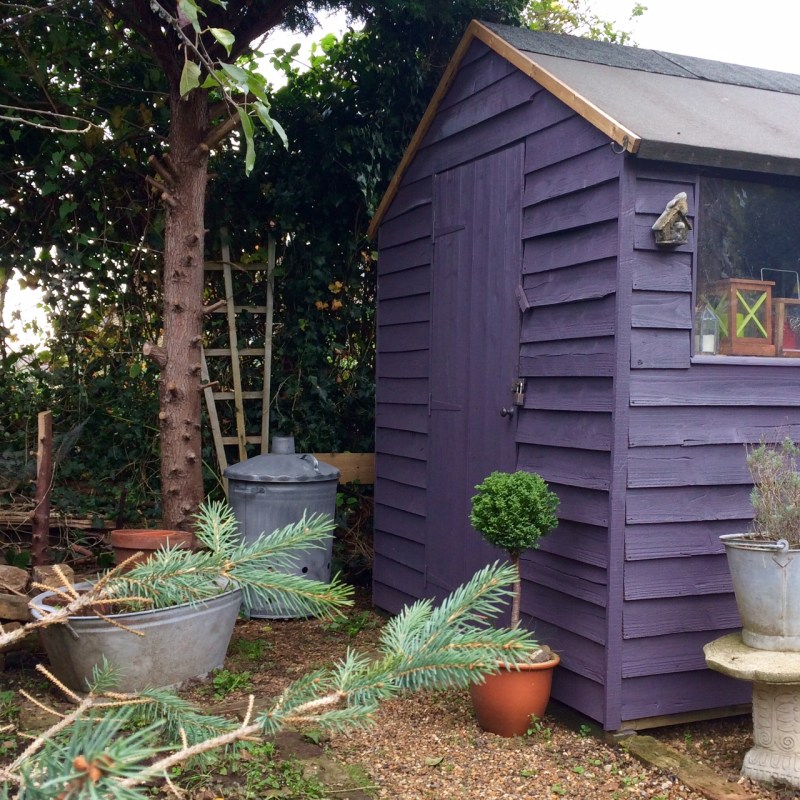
469 654 560 737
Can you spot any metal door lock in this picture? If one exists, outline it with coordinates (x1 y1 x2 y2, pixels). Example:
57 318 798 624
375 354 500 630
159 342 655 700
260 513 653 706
500 407 515 418
512 378 526 407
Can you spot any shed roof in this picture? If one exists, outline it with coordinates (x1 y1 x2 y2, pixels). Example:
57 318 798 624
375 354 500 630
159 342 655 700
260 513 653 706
369 20 800 237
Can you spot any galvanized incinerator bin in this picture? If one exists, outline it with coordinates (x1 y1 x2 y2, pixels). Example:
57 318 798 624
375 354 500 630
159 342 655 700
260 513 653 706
224 437 339 618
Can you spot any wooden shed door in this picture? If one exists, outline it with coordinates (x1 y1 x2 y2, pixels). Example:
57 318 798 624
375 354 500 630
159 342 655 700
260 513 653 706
426 144 523 598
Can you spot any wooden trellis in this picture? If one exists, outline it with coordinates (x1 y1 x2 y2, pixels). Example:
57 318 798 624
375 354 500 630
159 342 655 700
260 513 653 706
202 229 276 483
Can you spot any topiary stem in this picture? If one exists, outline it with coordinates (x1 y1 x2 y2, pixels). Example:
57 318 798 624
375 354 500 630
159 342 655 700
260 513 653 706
511 552 521 628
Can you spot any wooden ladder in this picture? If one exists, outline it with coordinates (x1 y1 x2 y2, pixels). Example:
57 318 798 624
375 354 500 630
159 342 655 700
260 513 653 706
202 229 276 482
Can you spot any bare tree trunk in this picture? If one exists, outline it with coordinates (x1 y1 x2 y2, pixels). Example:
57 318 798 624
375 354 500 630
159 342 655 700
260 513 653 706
157 90 210 530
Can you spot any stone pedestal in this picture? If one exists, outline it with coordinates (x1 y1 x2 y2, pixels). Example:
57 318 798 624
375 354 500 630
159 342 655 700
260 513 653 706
704 633 800 788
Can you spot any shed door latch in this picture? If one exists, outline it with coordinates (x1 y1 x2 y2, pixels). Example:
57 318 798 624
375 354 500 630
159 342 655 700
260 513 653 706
512 378 526 407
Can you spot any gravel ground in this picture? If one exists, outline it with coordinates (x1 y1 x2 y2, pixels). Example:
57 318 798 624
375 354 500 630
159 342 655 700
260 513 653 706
6 587 800 799
237 592 800 800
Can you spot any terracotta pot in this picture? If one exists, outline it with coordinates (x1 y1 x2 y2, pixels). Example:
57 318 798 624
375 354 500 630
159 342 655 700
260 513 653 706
469 654 560 737
110 529 194 569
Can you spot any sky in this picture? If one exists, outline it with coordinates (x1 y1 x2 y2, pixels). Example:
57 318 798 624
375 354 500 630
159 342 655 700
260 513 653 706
587 0 800 74
276 2 800 76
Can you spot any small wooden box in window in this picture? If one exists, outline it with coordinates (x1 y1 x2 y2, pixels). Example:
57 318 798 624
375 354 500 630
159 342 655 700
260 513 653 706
706 278 776 357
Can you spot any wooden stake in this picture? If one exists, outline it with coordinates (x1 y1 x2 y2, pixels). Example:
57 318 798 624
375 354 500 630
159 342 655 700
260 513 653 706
31 411 53 567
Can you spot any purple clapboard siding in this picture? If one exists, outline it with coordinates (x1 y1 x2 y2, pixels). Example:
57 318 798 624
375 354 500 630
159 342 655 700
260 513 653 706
378 265 430 300
627 444 751 487
523 180 619 238
407 97 544 184
438 43 516 111
623 594 740 638
373 553 425 599
630 329 690 369
377 322 429 353
522 258 616 307
377 294 430 327
373 478 426 516
634 177 696 215
381 178 432 224
518 444 611 491
629 406 800 446
376 351 428 380
425 70 544 148
525 113 611 173
521 295 616 342
373 503 425 542
631 366 800 406
538 519 609 569
531 619 607 684
631 250 693 292
375 453 427 489
523 219 619 274
630 290 693 330
521 376 613 412
623 555 733 599
526 585 608 645
373 582 417 616
378 204 431 249
374 531 425 568
375 377 428 406
375 428 427 461
517 409 613 452
621 671 750 722
552 670 607 722
524 550 607 606
375 404 427 435
377 237 431 275
622 630 732 678
624 519 742 561
625 485 753 524
523 145 622 207
520 337 616 377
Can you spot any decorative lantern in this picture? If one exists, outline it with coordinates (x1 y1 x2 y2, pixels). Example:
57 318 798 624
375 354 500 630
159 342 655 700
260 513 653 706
706 278 776 357
694 305 719 355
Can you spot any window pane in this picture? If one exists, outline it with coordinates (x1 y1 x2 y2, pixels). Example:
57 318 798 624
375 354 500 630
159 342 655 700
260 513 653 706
697 177 800 358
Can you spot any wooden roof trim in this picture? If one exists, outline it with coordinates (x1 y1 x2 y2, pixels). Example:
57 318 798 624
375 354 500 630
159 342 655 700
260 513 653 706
368 20 642 239
471 22 641 155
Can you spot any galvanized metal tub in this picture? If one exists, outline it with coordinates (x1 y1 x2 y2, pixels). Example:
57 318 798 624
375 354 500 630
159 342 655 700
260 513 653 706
721 534 800 651
30 581 241 693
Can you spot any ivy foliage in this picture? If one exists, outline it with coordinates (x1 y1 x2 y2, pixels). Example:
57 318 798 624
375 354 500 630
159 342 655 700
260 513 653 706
0 0 637 521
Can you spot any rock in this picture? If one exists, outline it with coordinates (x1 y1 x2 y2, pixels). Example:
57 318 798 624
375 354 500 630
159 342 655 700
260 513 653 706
0 621 23 652
0 565 28 593
31 564 75 593
0 593 31 622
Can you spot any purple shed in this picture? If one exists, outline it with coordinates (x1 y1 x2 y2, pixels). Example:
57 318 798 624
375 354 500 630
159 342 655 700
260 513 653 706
369 20 800 731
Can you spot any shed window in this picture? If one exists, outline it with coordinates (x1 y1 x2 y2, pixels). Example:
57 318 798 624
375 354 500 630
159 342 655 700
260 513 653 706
697 176 800 358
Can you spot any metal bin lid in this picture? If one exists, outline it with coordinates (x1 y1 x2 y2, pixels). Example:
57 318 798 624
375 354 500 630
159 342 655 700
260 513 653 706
223 453 340 483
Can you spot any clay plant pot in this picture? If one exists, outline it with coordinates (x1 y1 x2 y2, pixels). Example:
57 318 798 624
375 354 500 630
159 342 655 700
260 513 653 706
469 653 560 737
110 529 194 569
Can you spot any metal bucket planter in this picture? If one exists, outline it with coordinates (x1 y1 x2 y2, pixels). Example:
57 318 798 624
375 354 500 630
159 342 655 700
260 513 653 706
30 581 241 693
721 534 800 651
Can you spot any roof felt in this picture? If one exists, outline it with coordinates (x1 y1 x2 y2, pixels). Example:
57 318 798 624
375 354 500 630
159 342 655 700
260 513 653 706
484 21 800 95
482 22 800 176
